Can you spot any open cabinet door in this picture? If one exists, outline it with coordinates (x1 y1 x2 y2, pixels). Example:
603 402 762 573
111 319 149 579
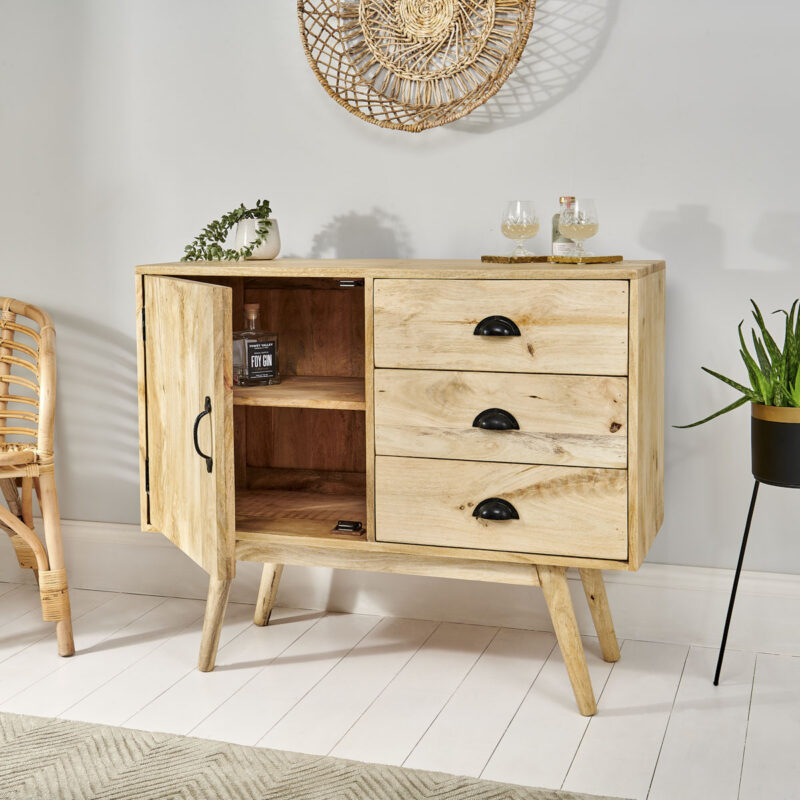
144 276 234 579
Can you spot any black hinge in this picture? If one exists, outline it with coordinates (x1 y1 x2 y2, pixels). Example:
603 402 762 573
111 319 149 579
145 457 150 493
141 306 146 342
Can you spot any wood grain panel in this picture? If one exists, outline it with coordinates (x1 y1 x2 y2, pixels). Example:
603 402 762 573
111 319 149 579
375 456 627 559
628 270 666 569
135 276 150 530
236 489 367 538
246 466 366 495
144 276 234 579
137 259 665 281
234 376 365 410
364 278 377 541
375 369 627 468
245 407 366 473
234 536 541 586
374 279 629 375
244 280 364 378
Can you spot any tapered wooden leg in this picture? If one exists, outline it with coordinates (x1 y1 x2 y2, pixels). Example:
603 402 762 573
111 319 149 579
254 563 283 626
38 473 74 657
199 576 232 672
579 568 621 662
538 564 597 716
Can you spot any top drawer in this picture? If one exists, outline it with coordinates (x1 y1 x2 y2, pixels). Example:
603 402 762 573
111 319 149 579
374 279 629 375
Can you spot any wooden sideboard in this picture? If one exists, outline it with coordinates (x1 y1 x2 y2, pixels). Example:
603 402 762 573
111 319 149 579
135 259 665 715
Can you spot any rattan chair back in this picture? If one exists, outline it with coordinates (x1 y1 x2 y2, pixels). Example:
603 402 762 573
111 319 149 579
0 297 56 472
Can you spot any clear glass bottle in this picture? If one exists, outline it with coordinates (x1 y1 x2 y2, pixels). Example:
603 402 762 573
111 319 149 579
551 195 576 256
233 303 280 386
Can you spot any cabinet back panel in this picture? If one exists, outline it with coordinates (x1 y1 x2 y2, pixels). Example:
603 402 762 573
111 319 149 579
246 466 366 494
244 407 366 473
244 280 364 378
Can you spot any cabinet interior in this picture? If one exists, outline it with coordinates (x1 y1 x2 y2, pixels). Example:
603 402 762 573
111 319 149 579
227 277 368 540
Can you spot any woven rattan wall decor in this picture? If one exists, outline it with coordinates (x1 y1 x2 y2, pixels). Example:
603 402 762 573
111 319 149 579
298 0 537 132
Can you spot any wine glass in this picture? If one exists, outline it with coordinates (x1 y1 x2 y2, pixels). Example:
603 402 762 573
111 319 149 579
558 198 599 257
501 201 539 257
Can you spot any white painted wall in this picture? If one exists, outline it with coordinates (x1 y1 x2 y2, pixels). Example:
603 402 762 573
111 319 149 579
1 0 799 576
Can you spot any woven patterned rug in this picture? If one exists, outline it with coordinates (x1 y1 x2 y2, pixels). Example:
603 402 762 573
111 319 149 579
0 712 627 800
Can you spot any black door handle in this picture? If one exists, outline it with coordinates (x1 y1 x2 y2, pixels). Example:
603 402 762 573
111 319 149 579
472 408 520 431
472 497 520 521
473 315 521 336
192 396 213 473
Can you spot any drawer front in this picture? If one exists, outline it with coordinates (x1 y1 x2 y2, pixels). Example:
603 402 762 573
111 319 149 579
375 456 628 559
374 279 629 375
375 369 627 468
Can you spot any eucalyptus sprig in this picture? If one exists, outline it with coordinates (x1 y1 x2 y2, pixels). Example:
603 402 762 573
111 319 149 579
182 199 272 261
677 299 800 428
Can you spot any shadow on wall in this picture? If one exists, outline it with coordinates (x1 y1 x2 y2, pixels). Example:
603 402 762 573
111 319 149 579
640 205 725 274
752 211 800 270
452 0 620 133
309 208 413 258
51 309 139 520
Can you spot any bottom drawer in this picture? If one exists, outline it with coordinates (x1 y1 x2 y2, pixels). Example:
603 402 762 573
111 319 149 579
375 456 628 560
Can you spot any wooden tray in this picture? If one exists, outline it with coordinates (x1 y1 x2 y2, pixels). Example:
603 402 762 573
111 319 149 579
482 255 623 265
548 255 623 264
481 255 550 264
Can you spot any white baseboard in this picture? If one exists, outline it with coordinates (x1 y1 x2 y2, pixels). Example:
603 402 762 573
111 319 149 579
4 519 800 656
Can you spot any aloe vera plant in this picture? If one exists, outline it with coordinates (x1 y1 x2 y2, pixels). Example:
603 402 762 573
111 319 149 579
677 299 800 428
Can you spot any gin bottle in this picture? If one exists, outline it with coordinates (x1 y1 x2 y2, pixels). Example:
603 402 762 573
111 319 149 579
233 304 280 386
552 195 576 256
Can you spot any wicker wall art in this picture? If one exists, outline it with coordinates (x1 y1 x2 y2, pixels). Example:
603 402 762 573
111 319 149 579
298 0 537 132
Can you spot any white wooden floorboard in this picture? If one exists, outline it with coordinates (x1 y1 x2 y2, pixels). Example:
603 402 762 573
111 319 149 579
0 588 116 665
258 616 438 755
64 603 276 725
0 591 162 705
2 597 204 717
330 622 498 766
64 601 254 727
480 636 615 789
649 646 755 800
0 584 44 626
739 652 800 800
404 628 556 778
191 612 381 746
0 581 18 598
562 639 689 800
127 606 324 736
5 582 800 799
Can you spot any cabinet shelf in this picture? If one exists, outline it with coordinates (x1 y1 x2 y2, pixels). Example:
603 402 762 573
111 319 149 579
235 489 367 540
233 376 365 411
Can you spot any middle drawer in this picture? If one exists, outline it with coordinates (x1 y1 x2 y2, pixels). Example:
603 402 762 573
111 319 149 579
375 369 628 468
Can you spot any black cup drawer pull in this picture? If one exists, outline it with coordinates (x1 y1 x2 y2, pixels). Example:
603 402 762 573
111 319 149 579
473 315 521 337
192 396 213 473
472 408 520 431
472 497 520 521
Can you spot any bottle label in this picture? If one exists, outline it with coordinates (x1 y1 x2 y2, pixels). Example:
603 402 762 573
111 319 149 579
245 340 276 380
552 241 574 256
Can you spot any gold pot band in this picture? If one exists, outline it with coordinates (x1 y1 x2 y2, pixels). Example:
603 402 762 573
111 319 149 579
751 404 800 423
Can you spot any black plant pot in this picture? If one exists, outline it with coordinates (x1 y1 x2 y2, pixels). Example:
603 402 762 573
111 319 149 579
751 404 800 488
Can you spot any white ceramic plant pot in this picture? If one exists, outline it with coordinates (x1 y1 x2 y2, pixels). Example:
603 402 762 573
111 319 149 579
235 218 281 260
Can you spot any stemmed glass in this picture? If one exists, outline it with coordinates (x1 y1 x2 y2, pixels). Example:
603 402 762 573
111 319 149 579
501 201 539 257
558 198 599 257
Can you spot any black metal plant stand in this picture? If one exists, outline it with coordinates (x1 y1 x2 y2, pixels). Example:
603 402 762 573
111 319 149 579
714 405 800 685
713 480 760 686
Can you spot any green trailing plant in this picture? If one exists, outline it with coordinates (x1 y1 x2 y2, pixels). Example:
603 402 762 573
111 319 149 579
677 299 800 428
182 200 272 262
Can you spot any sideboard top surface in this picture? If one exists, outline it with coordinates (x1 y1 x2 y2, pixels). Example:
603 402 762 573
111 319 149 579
136 259 665 281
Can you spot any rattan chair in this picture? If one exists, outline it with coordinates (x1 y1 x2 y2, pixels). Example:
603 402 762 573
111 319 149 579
0 297 74 656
